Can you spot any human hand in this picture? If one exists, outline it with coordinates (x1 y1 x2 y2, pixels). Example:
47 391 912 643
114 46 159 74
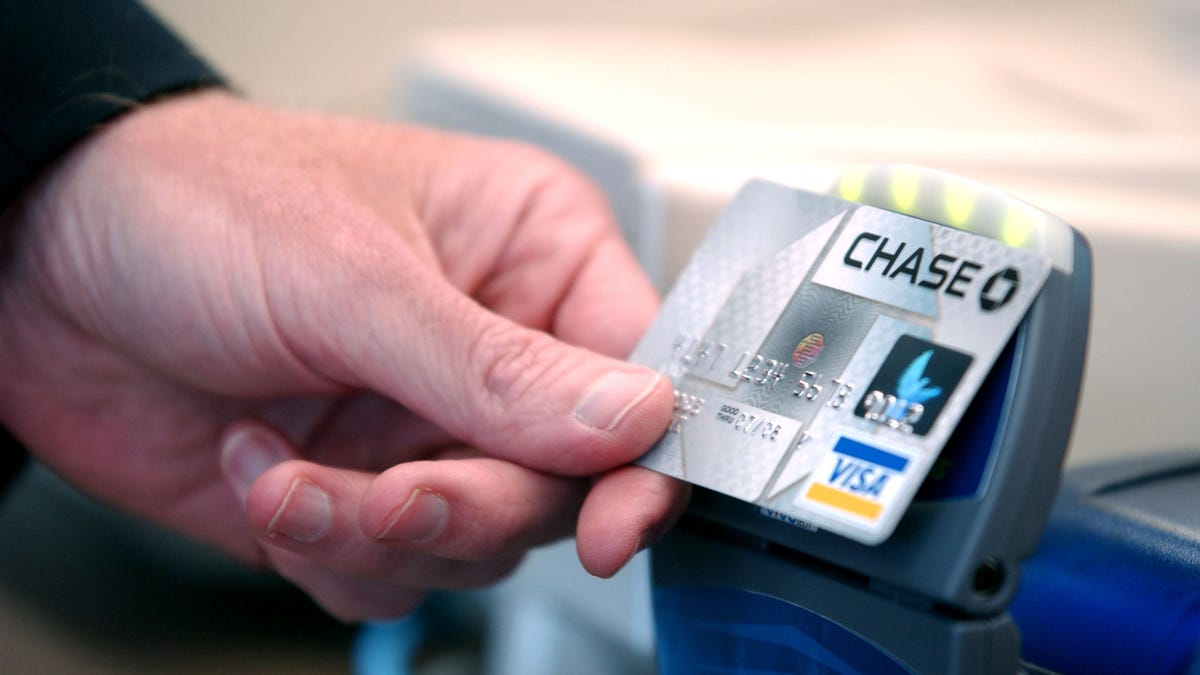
0 90 686 619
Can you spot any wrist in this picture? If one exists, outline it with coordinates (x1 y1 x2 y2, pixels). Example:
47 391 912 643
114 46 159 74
0 0 226 212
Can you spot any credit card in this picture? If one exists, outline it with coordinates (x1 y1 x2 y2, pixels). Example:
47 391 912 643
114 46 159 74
631 179 1051 544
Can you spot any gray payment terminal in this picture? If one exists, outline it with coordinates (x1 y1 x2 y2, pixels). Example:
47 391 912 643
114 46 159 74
642 165 1091 674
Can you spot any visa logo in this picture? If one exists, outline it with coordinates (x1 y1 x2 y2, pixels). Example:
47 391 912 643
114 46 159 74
805 438 910 521
829 457 889 498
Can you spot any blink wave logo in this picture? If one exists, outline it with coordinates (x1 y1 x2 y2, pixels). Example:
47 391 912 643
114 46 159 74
855 336 972 436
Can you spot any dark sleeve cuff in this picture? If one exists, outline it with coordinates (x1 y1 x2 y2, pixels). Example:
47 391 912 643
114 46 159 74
0 0 226 209
0 427 25 499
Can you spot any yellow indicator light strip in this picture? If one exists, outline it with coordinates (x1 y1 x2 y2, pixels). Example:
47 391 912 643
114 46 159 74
890 166 921 213
838 164 868 203
1002 206 1041 248
830 163 1074 272
944 180 976 229
805 483 882 520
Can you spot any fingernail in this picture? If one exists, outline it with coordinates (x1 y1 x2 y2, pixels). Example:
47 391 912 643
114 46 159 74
220 426 292 501
377 488 449 544
573 371 661 431
267 478 332 543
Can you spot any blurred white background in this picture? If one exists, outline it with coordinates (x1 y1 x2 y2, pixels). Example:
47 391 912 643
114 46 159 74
4 1 1199 673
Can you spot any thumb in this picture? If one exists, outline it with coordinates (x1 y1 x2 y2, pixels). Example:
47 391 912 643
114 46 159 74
293 242 673 476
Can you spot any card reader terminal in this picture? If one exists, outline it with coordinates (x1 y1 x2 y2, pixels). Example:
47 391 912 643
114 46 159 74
644 165 1091 674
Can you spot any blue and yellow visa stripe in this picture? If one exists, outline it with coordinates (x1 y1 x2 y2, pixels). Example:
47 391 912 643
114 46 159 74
805 437 910 521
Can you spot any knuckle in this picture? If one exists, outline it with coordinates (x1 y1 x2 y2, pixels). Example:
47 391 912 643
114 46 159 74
487 140 611 222
471 321 573 419
454 506 525 563
351 546 424 580
489 140 571 179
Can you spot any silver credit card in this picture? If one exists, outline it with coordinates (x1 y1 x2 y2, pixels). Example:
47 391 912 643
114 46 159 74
631 180 1051 544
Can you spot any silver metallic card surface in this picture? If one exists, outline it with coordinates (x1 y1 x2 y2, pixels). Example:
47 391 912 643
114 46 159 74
631 180 1051 544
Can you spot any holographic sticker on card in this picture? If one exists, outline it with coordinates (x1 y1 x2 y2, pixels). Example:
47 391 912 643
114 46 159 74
630 179 1052 544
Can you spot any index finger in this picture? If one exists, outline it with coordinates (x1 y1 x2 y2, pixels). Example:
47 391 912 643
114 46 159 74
575 465 690 578
417 137 659 357
552 233 661 358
